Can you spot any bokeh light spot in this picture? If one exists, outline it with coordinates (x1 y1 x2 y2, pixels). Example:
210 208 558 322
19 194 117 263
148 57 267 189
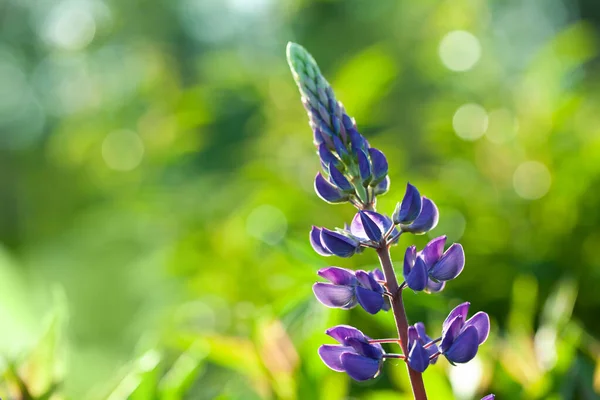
486 109 519 144
102 130 145 171
41 1 96 51
246 205 287 245
449 356 483 399
453 103 488 141
439 30 481 72
513 161 552 200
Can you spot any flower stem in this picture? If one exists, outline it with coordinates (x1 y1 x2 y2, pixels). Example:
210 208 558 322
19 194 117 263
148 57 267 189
382 353 406 359
376 245 427 400
369 338 402 344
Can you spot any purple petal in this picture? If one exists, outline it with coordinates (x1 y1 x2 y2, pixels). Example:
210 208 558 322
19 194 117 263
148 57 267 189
429 243 465 281
420 236 447 268
328 163 353 192
313 283 356 308
405 257 428 291
355 270 382 292
326 325 366 345
314 173 348 204
333 135 349 160
445 326 479 364
318 143 337 166
350 210 392 242
414 322 432 343
310 226 332 256
358 211 383 242
368 148 388 183
355 286 384 314
415 322 440 362
407 325 419 347
345 337 384 360
340 353 381 381
440 315 464 353
407 339 430 373
463 312 490 345
374 175 390 195
424 279 446 294
402 197 439 234
443 302 470 332
318 344 354 372
393 183 422 224
481 395 495 400
356 149 372 183
370 268 385 282
403 245 417 277
348 128 368 153
317 267 356 285
320 228 359 258
313 128 325 146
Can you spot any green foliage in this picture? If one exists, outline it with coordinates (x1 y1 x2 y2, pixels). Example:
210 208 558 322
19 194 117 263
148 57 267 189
0 0 600 398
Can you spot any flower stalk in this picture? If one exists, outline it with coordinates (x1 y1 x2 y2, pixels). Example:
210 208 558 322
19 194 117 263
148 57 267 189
286 41 494 400
377 245 428 400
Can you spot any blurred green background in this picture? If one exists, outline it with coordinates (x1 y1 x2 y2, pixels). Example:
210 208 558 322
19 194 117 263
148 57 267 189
1 0 600 398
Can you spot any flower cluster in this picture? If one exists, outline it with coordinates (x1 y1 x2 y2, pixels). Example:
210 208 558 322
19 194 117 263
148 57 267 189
287 42 494 400
318 325 385 381
312 267 389 314
287 42 389 209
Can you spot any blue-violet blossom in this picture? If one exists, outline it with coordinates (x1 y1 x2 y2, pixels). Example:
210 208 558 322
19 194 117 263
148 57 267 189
440 302 490 364
318 325 384 381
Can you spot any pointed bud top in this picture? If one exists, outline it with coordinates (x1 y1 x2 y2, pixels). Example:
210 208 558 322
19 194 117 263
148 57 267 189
393 183 422 224
368 148 388 184
286 42 321 79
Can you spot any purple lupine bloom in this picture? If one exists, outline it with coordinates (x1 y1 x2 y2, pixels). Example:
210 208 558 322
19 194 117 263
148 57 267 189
481 395 495 400
350 210 397 245
368 148 388 185
310 226 360 258
400 196 439 234
318 325 384 381
402 236 465 292
314 173 348 204
415 322 440 364
403 246 428 291
407 325 430 372
393 182 422 225
312 267 386 314
440 302 490 364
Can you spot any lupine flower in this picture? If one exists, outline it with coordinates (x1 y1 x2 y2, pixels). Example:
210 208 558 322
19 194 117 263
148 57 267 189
318 325 384 381
406 322 440 372
403 247 428 291
314 173 349 203
400 197 439 234
310 226 360 257
402 236 465 292
393 183 422 225
312 267 386 314
415 322 440 364
350 210 396 245
481 395 495 400
286 42 390 208
440 302 490 364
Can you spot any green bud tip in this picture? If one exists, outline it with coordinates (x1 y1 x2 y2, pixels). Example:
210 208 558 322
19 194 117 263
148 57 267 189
286 42 321 82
